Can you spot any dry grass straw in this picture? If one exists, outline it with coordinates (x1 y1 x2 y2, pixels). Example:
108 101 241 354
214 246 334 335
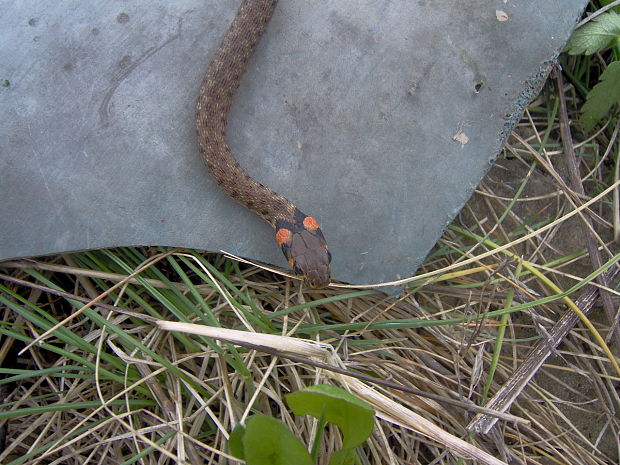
1 77 619 464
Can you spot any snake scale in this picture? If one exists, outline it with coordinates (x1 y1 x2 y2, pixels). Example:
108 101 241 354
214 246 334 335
195 0 332 288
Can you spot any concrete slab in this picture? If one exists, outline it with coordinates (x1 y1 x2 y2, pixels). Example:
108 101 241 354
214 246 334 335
0 0 585 289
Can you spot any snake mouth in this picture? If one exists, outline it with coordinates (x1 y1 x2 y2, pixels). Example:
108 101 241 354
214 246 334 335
303 271 331 289
287 235 331 289
297 249 331 289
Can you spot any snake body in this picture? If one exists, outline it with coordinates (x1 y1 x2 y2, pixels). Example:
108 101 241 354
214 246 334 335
195 0 331 288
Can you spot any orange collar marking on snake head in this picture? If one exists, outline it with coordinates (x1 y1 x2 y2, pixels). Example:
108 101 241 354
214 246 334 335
303 216 320 230
275 228 293 246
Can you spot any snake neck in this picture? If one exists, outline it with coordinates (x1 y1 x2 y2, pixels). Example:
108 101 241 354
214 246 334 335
195 0 296 228
198 136 296 228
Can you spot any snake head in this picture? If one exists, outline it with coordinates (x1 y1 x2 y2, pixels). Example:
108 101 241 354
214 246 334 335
276 214 331 289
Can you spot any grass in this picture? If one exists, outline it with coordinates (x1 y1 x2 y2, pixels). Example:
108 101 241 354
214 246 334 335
1 5 619 465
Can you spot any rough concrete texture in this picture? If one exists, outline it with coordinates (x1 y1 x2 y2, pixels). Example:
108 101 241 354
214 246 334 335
0 0 585 289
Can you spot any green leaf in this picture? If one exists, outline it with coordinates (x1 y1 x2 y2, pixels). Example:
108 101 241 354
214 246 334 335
329 448 356 465
580 60 620 131
564 11 620 55
240 414 313 465
228 423 246 460
285 384 375 450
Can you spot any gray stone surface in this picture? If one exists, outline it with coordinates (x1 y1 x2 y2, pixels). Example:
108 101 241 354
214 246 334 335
1 0 585 288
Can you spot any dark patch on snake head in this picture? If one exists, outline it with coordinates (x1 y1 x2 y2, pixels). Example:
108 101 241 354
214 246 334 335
276 212 331 289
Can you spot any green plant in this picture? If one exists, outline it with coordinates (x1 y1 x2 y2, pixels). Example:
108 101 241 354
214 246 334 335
564 9 620 130
229 385 375 465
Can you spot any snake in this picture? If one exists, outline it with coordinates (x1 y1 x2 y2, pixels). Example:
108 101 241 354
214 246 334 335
195 0 332 288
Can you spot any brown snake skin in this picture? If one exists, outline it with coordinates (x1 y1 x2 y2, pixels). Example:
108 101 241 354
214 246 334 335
195 0 332 288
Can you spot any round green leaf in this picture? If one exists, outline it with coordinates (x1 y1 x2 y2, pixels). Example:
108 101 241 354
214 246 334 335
242 414 313 465
228 423 246 459
285 384 375 449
